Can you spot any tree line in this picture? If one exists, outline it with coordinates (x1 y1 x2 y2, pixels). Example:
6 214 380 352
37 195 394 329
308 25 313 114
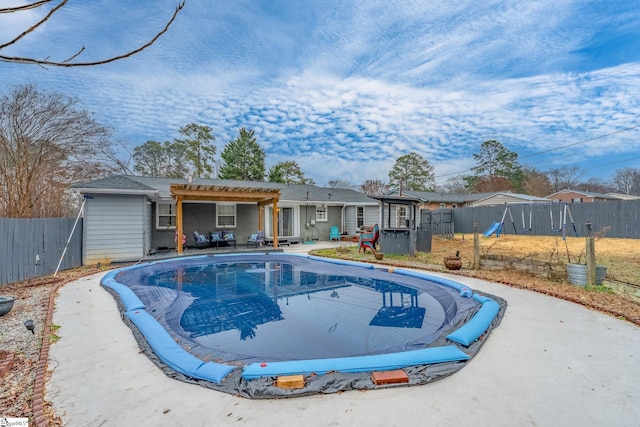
132 125 315 185
2 84 638 219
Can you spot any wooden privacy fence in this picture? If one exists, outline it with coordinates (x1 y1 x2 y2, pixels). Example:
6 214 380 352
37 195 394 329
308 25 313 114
421 209 454 239
0 218 82 286
452 200 640 239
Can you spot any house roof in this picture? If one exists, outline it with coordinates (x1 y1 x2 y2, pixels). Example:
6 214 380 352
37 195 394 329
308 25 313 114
72 175 378 205
386 190 510 204
546 189 621 200
472 192 550 206
606 193 640 200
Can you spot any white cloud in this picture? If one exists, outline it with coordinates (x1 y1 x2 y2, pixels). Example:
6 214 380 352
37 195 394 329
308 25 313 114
2 1 639 186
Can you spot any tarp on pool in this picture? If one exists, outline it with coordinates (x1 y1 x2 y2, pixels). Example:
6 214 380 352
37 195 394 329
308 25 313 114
101 253 507 398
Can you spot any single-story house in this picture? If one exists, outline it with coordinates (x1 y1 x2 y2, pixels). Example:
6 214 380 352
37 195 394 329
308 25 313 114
471 192 550 207
384 190 506 210
71 175 379 264
546 189 622 203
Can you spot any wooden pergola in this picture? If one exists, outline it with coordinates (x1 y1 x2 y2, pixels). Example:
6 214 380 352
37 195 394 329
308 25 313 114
170 183 281 253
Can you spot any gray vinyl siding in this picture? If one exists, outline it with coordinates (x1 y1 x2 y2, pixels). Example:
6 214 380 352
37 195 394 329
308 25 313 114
344 206 356 234
142 198 151 256
365 205 379 226
83 194 146 264
344 205 380 234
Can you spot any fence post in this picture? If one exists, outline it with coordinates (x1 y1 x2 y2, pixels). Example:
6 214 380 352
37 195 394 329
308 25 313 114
585 222 596 286
473 221 480 270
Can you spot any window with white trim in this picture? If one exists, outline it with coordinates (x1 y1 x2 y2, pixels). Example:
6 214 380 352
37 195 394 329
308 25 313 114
316 205 327 222
356 206 364 228
216 204 237 228
156 202 176 229
439 203 446 209
397 206 407 228
572 197 583 203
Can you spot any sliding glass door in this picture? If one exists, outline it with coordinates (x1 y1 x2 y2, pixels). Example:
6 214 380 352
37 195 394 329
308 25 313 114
267 206 296 238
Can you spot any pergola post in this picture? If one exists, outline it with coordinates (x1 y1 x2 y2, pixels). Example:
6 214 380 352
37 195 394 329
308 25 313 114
272 200 279 248
176 195 184 254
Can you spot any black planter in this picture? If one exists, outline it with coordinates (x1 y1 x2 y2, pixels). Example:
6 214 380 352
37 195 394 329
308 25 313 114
0 296 16 317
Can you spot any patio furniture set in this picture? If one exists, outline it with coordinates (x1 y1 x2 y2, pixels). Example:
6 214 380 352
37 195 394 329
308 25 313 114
193 230 266 250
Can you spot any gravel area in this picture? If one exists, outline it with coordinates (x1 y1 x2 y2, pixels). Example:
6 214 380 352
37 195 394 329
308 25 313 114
0 268 98 424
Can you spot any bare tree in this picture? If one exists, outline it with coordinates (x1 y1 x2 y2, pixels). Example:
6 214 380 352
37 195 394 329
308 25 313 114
436 175 468 194
328 178 358 191
612 167 640 195
360 179 390 196
0 84 116 217
0 0 184 67
574 177 615 194
547 166 584 192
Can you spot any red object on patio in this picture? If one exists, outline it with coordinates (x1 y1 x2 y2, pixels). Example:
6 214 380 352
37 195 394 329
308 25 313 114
359 224 379 253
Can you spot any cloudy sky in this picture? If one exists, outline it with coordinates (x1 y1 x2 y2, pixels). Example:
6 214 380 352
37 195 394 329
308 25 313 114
1 0 639 186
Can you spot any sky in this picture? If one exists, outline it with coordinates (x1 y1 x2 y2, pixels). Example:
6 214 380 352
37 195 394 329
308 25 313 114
1 0 640 187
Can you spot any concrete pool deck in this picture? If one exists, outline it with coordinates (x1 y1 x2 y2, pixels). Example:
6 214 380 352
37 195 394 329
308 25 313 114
46 243 640 426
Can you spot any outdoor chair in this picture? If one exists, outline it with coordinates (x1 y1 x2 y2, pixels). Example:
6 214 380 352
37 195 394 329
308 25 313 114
209 231 225 249
329 225 340 241
247 230 266 248
193 231 210 248
358 224 379 253
210 230 237 249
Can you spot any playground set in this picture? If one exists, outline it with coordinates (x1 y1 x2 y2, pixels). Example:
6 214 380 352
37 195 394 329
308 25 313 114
483 202 578 239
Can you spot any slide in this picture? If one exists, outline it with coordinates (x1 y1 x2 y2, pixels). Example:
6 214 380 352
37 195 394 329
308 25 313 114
483 221 501 237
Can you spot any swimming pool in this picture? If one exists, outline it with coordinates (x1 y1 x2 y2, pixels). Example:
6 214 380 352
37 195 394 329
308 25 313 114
102 253 505 397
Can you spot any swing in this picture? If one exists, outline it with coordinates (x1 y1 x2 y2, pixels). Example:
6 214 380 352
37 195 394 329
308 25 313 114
550 203 578 239
496 204 518 237
521 202 533 233
550 206 563 233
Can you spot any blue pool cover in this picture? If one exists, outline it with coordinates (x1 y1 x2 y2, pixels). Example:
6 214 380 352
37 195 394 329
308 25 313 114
102 252 506 397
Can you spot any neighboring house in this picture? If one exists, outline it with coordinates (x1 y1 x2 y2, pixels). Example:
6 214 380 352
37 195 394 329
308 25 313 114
385 190 501 210
72 175 379 264
471 192 550 207
546 189 622 203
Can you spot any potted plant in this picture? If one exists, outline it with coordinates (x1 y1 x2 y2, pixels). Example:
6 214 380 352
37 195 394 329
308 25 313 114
444 251 462 270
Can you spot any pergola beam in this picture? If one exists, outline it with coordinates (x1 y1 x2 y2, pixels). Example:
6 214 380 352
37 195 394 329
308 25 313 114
170 184 281 254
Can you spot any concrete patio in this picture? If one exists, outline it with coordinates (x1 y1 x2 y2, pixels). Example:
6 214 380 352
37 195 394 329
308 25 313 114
45 243 640 426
